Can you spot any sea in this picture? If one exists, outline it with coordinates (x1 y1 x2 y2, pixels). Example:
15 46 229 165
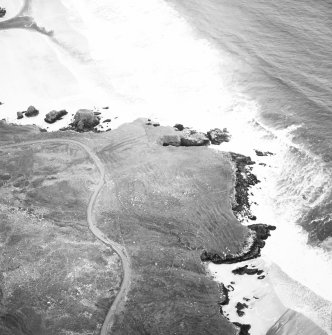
0 0 331 333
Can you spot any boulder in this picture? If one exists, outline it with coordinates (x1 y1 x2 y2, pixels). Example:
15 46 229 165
71 109 100 131
180 129 210 146
0 7 6 18
44 110 68 124
17 112 24 119
161 134 181 147
207 128 231 145
103 119 111 123
174 124 184 131
25 106 39 117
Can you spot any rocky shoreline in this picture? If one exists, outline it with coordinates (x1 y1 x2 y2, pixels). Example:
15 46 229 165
0 114 328 335
199 147 276 334
200 151 276 266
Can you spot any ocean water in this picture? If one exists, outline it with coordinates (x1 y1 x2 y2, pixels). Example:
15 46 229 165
1 0 332 332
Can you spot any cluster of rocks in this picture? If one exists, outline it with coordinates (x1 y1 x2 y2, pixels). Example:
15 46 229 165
235 302 249 317
232 265 264 276
218 285 251 334
158 123 231 147
0 7 6 18
232 263 266 280
17 106 69 124
17 106 39 119
16 106 105 132
146 119 160 127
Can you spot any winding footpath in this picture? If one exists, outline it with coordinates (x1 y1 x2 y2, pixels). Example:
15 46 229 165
0 138 131 335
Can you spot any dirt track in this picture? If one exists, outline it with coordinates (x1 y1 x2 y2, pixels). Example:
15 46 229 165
0 139 131 335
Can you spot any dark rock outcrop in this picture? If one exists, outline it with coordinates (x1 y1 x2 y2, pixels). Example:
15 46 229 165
230 153 258 219
44 110 68 124
207 128 231 145
174 124 184 131
25 106 39 117
232 265 264 276
17 112 24 120
200 224 276 264
180 129 210 146
103 119 111 123
71 109 100 132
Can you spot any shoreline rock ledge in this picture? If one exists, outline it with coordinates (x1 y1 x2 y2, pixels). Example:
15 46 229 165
201 224 276 264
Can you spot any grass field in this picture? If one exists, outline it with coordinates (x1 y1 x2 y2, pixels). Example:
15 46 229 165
0 130 121 335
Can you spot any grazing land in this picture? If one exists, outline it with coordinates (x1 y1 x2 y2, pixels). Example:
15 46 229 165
0 123 122 335
0 119 253 334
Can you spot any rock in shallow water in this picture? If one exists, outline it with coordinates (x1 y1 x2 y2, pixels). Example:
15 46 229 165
25 106 39 117
207 128 231 144
44 110 68 124
71 109 100 131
